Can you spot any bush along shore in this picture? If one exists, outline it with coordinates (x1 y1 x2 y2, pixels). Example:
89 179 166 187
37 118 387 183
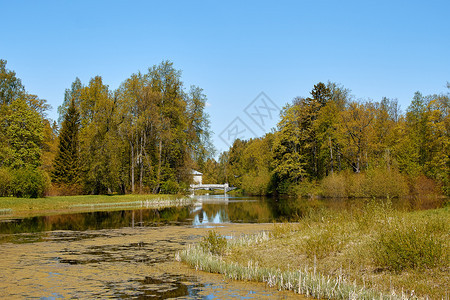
177 201 449 299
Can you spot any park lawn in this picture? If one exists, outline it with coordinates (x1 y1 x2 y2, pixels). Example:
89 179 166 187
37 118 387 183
179 204 449 299
0 194 185 218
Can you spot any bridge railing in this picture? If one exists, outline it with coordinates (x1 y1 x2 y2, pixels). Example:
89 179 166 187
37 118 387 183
190 183 231 192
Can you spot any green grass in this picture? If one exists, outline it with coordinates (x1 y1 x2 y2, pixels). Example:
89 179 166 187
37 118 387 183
0 194 188 218
179 203 449 299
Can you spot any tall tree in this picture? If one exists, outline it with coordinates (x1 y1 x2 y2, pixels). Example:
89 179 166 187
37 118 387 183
186 85 214 165
146 61 187 192
423 94 449 194
4 98 43 169
340 101 375 173
0 60 26 165
52 99 80 184
77 76 123 194
405 92 428 168
272 101 307 188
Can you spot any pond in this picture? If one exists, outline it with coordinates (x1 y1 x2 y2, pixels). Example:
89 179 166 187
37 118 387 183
0 194 443 299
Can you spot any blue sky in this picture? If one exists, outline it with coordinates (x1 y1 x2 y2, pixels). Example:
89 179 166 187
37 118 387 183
1 0 449 153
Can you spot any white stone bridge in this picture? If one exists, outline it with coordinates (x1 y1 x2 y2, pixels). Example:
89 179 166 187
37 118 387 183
189 183 235 194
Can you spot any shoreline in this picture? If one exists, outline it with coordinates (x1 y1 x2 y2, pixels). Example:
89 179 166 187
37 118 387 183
0 194 190 219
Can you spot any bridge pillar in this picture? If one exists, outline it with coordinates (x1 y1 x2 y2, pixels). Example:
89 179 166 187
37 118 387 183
224 183 229 195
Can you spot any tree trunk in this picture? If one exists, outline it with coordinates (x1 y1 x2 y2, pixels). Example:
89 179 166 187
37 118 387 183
154 138 162 194
329 136 333 174
130 140 135 193
139 133 144 193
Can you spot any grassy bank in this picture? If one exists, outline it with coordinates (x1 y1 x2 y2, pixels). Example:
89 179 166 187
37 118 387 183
0 194 189 218
178 202 449 299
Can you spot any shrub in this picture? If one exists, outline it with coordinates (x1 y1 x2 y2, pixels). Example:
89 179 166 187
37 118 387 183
0 168 12 196
48 183 83 196
292 180 322 198
346 171 366 197
363 167 408 198
11 168 49 198
200 230 228 256
160 179 180 194
320 172 347 198
409 174 440 198
373 219 446 272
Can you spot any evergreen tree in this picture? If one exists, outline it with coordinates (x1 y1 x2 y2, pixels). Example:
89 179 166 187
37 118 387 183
52 99 80 184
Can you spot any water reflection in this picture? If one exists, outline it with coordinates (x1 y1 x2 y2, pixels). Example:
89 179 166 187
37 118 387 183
190 194 446 226
1 195 444 238
191 194 322 225
0 206 192 244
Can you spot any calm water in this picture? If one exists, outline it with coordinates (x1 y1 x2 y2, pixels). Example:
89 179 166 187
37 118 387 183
0 195 443 299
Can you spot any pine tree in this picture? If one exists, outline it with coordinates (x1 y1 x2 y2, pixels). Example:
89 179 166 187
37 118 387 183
52 99 80 184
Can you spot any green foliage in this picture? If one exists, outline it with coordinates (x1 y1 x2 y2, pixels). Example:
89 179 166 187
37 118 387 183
200 158 221 184
272 102 307 184
1 60 49 173
241 170 271 195
2 59 448 197
11 168 49 198
48 61 214 195
373 218 447 272
160 179 181 194
291 180 322 198
4 98 43 169
0 59 25 107
52 99 80 184
0 168 12 196
200 230 228 256
217 81 448 198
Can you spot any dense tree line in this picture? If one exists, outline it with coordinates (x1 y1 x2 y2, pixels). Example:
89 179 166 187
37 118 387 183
203 82 449 197
0 60 213 197
1 58 448 198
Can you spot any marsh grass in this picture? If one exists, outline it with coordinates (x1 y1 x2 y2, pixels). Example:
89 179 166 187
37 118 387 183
372 212 448 272
178 232 393 299
179 202 449 299
200 230 228 256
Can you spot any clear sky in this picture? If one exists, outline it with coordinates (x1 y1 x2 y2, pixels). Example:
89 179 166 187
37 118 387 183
1 0 449 153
